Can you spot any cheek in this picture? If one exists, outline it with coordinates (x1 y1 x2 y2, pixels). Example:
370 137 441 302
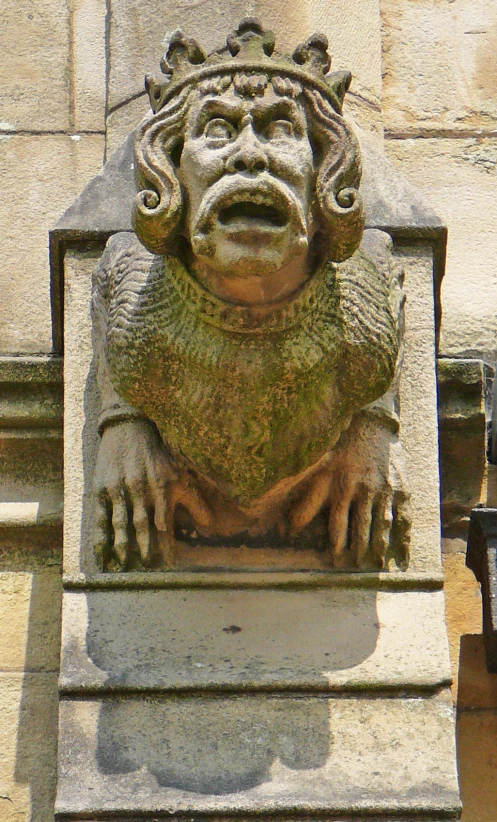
180 143 225 194
269 141 314 190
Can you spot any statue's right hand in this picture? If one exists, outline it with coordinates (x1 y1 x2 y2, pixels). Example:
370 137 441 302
92 419 175 570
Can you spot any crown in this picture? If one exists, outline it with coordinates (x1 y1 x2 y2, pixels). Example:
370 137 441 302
145 18 352 116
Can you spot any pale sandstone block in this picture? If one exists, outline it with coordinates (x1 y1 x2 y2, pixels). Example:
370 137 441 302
60 589 451 692
397 247 442 573
0 569 61 672
0 0 70 132
105 96 149 158
381 0 497 135
72 0 107 132
108 0 311 110
386 138 497 361
309 0 382 100
56 691 460 817
63 250 101 577
0 135 104 354
0 672 58 822
107 0 381 115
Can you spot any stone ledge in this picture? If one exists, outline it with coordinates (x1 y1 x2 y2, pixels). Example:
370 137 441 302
55 691 461 820
62 570 445 591
0 356 63 563
59 589 451 694
0 356 62 431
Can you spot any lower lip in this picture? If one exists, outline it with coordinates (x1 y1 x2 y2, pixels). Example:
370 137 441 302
218 218 287 233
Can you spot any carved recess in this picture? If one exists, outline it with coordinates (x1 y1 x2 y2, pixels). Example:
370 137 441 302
91 19 411 573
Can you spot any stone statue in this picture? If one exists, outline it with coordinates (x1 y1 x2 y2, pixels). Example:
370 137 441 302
91 19 410 572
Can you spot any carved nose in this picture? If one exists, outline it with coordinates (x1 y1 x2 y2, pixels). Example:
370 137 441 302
226 141 268 175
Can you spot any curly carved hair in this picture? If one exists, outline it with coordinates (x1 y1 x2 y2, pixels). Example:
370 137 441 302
133 75 364 263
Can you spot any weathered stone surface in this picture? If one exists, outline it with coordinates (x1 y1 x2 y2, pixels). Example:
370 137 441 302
309 0 382 100
105 95 149 157
108 0 384 112
0 569 61 671
0 356 64 565
0 355 63 430
72 0 106 132
397 246 442 574
57 124 443 239
438 359 487 538
108 1 308 110
457 635 497 710
442 552 483 701
60 588 451 692
457 711 497 822
63 250 101 577
382 0 497 135
0 135 104 353
55 691 460 818
385 138 497 362
0 672 58 822
0 0 70 132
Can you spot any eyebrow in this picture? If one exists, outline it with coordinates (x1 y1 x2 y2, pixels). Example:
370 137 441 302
193 96 306 135
193 98 247 132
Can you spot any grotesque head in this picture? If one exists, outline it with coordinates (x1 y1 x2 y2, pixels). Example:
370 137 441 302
133 20 364 299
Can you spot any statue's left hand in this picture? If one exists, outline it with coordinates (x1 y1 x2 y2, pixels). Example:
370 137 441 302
326 413 411 570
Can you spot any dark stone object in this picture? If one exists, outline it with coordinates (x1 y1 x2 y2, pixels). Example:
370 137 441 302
466 507 497 673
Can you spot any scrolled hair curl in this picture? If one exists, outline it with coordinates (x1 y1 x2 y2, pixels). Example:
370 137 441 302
303 87 364 262
133 86 192 255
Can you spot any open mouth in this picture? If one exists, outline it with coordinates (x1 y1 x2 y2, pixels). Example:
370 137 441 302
217 201 287 228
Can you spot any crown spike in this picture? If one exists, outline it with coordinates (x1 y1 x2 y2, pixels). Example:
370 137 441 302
160 30 206 76
226 18 275 60
146 20 350 116
293 33 331 75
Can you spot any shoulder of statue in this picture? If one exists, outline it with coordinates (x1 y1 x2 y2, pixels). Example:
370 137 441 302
336 229 404 323
100 232 158 274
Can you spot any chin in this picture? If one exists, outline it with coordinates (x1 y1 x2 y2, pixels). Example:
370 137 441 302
198 233 307 280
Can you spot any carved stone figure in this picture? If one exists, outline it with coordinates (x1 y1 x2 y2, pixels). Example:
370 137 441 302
92 19 410 572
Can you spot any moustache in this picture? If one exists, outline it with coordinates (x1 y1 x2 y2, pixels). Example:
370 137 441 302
190 173 308 242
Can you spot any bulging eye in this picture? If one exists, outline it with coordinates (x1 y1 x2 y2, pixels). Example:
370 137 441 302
204 118 236 143
264 119 295 140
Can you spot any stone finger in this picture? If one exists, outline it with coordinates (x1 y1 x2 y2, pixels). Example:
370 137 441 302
328 490 351 566
93 498 111 568
133 500 151 563
371 491 393 570
391 491 411 568
349 490 373 568
289 470 331 536
109 491 129 566
154 491 168 533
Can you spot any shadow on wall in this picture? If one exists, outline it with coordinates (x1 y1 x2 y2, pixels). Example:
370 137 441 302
82 586 380 794
97 696 331 794
14 570 61 822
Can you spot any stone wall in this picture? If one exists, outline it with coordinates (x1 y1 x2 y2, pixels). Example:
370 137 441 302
0 1 496 819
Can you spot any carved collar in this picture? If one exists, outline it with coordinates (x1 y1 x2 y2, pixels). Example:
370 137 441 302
164 255 335 334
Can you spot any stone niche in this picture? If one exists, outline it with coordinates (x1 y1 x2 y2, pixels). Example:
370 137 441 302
51 20 460 822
